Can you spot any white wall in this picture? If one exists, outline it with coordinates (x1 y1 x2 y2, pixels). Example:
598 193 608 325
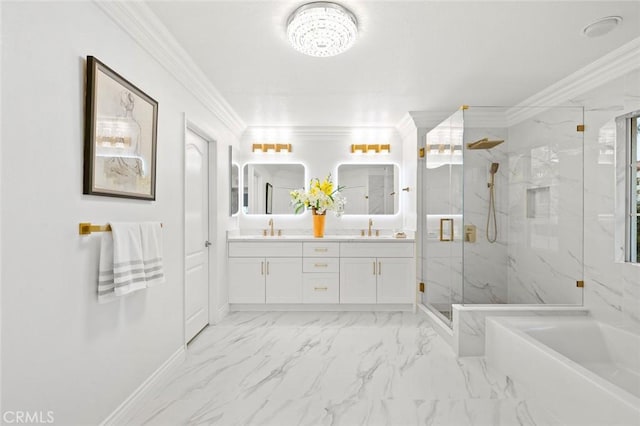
0 1 3 416
399 117 418 232
1 2 238 424
236 128 408 233
575 70 640 329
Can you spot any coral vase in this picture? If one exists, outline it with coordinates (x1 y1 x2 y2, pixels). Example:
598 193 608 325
312 208 326 238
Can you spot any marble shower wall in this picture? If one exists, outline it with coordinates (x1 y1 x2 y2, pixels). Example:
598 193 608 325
573 70 640 329
462 127 509 304
506 107 585 305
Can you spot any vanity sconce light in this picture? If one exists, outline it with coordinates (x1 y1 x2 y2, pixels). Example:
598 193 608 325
350 143 391 153
275 143 292 152
252 143 293 153
426 143 460 153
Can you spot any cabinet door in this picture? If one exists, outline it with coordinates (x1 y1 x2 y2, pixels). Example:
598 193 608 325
377 257 415 303
265 257 302 303
340 257 377 303
228 258 265 303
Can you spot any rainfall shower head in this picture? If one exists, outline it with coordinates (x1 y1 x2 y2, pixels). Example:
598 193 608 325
467 138 505 150
490 163 499 175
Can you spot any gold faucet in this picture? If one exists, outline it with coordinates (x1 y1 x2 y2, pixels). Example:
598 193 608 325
268 218 274 236
368 218 373 237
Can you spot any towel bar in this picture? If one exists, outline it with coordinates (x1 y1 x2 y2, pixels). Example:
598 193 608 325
79 222 163 235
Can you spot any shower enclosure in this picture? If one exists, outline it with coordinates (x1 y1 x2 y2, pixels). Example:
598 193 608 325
418 106 584 325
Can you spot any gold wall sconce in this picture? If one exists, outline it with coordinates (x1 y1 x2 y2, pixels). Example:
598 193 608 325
350 143 391 153
275 143 292 152
252 143 292 153
426 143 460 153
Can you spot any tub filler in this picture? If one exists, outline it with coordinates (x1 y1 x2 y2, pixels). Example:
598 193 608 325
486 316 640 426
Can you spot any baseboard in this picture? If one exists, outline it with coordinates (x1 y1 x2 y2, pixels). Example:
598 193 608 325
229 303 413 312
100 346 186 426
216 303 230 323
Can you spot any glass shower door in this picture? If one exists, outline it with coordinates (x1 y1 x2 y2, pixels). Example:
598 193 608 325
421 110 464 323
461 106 584 305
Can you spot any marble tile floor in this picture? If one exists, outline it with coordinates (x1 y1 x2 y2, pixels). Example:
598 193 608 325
127 311 560 426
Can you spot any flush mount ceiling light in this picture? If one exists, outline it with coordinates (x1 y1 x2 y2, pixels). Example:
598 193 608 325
286 2 358 57
582 16 622 38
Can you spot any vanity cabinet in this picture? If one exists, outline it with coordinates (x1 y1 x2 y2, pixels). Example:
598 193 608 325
302 242 340 303
339 258 377 303
227 258 265 303
266 258 303 303
227 239 415 306
376 257 415 303
228 242 303 304
340 242 415 304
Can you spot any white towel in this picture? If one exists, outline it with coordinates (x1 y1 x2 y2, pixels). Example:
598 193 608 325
110 222 147 296
98 232 117 304
140 222 165 287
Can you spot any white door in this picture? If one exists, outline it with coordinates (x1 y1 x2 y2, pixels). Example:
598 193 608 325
265 257 303 303
184 129 210 343
228 257 265 303
377 258 414 303
340 257 377 303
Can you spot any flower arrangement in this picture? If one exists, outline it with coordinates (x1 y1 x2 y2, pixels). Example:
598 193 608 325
290 174 346 215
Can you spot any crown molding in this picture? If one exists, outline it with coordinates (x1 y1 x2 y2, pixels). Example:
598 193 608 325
395 113 417 140
95 1 246 138
407 111 455 129
463 109 510 128
506 36 640 125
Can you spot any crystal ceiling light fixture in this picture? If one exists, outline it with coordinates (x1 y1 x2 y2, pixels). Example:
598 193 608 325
286 2 358 57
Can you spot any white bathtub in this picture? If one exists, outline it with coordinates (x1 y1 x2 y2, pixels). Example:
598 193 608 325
486 316 640 426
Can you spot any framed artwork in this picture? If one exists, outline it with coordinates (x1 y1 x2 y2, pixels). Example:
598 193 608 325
83 56 158 200
265 182 273 214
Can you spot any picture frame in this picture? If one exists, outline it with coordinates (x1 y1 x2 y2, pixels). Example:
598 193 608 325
83 56 159 200
265 182 273 214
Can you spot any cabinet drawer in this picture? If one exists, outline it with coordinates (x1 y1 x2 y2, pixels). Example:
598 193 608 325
303 258 339 273
340 242 414 258
303 242 340 257
229 242 302 257
303 274 339 303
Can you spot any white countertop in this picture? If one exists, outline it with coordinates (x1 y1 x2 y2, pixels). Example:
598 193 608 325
227 231 414 242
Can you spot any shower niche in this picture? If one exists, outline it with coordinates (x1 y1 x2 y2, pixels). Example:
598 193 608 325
419 106 585 325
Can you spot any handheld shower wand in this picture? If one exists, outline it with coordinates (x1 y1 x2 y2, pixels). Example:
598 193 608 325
487 163 499 243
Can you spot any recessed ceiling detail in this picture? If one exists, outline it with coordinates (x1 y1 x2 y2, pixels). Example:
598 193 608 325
286 2 358 57
582 16 622 38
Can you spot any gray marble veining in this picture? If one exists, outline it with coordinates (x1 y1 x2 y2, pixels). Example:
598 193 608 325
126 311 559 425
576 69 640 331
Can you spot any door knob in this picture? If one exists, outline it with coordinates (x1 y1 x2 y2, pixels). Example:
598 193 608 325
204 241 212 247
